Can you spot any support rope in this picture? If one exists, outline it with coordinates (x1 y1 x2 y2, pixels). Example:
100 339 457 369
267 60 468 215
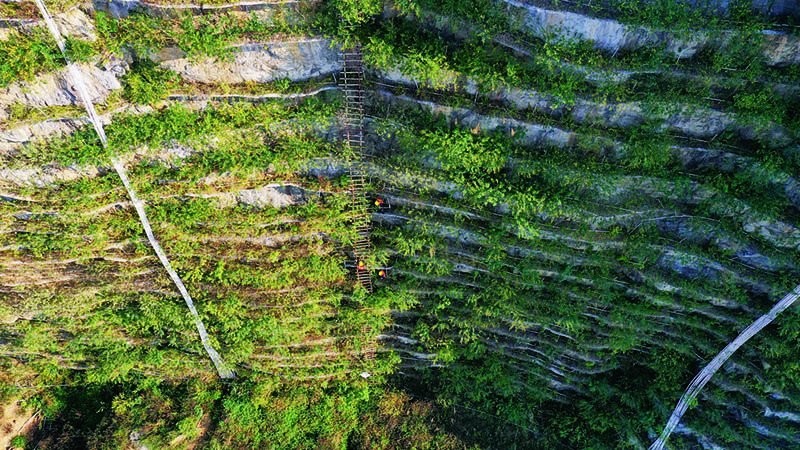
649 283 800 449
32 0 235 378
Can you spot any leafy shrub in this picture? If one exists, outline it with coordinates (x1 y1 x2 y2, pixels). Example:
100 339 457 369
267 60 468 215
330 0 382 25
9 435 26 449
96 11 300 61
402 0 509 35
121 60 180 104
274 77 291 93
420 128 509 174
0 28 94 88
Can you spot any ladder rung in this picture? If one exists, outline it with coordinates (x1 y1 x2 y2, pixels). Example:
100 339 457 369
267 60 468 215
344 48 373 296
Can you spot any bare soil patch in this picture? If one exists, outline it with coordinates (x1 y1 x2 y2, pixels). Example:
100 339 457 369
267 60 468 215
0 397 39 450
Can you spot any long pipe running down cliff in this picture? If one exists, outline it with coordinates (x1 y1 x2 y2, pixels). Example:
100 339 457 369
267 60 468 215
650 283 800 450
32 0 235 379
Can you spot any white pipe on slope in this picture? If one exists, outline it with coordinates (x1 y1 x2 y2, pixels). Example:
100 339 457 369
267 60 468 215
32 0 235 378
650 283 800 449
115 0 311 11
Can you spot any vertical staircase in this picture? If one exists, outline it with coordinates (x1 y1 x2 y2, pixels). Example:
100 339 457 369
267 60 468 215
341 43 373 294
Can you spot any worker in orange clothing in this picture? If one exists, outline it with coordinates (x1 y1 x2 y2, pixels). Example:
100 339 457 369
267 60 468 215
374 198 384 207
378 270 387 278
357 262 366 271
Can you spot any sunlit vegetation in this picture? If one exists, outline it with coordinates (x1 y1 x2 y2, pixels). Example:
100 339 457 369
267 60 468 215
0 27 95 87
1 0 799 449
95 9 311 59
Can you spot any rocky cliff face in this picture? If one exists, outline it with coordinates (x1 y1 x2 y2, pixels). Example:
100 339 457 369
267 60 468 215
1 1 799 449
150 39 340 84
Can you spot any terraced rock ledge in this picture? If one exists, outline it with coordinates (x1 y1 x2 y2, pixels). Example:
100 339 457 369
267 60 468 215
0 1 799 449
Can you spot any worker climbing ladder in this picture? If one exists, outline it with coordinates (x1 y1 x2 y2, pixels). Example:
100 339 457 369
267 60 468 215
341 42 373 293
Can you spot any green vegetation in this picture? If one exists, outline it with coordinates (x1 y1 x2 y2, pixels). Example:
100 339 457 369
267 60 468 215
0 1 36 19
14 94 340 166
9 435 26 449
542 0 800 32
2 1 800 449
10 376 471 449
361 82 800 446
121 60 181 104
381 0 800 124
362 17 597 104
95 9 308 59
330 0 382 25
0 27 95 88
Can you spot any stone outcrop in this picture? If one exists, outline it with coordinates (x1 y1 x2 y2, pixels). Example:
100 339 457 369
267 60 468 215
501 0 800 66
0 37 342 149
0 7 97 41
0 60 127 110
150 39 340 84
209 183 309 209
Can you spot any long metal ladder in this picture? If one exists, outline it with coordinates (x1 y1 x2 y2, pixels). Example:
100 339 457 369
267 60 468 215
341 43 373 294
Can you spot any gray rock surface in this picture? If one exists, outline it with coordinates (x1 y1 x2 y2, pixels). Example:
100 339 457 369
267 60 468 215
235 184 308 208
503 0 705 58
376 90 578 149
178 183 310 209
501 0 800 66
0 8 97 41
761 32 800 66
0 60 127 109
655 216 792 273
0 105 151 155
0 163 104 188
152 39 341 84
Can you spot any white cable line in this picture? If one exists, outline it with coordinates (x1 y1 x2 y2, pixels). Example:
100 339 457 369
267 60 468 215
165 85 338 101
649 283 800 450
123 0 313 10
32 0 235 378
